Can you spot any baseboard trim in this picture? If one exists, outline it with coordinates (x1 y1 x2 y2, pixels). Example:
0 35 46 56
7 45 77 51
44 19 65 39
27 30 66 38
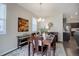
1 48 18 56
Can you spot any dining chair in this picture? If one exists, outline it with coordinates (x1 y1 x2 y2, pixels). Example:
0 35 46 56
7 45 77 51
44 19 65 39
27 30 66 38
50 34 56 56
31 33 48 56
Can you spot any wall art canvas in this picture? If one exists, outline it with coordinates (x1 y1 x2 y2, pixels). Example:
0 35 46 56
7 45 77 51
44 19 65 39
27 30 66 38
18 17 29 32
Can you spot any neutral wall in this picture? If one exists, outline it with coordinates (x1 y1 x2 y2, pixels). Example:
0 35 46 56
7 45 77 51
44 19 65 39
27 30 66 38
0 3 36 55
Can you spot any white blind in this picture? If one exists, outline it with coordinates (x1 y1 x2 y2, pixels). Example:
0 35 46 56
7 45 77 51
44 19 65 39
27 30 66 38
0 4 6 34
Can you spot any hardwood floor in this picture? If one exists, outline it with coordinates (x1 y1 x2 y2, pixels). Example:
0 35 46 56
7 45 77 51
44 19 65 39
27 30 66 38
63 36 79 56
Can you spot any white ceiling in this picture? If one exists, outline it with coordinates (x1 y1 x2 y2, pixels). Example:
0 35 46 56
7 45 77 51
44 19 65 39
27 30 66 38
18 3 79 18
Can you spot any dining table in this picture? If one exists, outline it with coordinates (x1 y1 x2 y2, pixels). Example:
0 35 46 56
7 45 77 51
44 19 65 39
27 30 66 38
28 34 56 56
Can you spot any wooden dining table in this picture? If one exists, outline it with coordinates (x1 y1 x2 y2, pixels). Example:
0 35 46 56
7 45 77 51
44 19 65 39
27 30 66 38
28 34 55 56
43 35 55 55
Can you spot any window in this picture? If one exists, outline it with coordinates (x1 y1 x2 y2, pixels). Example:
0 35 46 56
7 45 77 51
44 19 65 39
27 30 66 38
0 4 6 34
32 17 37 32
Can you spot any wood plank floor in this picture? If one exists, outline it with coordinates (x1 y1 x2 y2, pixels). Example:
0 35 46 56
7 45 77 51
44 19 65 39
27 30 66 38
63 36 79 56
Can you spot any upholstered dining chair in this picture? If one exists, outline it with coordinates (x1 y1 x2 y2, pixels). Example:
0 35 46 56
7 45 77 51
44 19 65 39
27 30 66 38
31 33 48 56
50 34 56 56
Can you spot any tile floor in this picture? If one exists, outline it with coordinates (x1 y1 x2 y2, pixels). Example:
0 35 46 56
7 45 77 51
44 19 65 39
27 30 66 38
4 42 66 56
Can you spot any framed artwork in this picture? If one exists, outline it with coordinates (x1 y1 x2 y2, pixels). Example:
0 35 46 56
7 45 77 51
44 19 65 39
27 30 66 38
18 17 29 32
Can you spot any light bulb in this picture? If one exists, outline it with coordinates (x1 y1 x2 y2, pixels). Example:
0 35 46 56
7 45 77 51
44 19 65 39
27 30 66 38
38 17 41 22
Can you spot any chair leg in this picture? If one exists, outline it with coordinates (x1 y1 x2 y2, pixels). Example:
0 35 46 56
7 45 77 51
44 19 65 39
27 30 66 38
53 47 56 56
33 51 34 56
32 49 35 56
46 49 48 56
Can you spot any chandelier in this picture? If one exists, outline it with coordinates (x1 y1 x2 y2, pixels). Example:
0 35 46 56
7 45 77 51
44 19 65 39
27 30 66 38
38 3 45 22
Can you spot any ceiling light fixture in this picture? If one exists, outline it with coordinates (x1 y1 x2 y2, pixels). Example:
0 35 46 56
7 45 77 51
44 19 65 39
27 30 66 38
38 17 41 22
38 3 44 22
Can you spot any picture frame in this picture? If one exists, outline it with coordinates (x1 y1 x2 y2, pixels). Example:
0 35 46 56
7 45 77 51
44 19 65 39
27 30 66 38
18 17 29 32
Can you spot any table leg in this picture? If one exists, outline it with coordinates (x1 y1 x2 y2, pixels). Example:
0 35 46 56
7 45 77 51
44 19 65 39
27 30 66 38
28 42 30 56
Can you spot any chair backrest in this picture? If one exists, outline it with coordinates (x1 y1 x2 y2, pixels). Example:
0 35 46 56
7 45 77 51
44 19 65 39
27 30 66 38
37 36 43 46
32 36 43 49
31 33 38 49
31 33 43 55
